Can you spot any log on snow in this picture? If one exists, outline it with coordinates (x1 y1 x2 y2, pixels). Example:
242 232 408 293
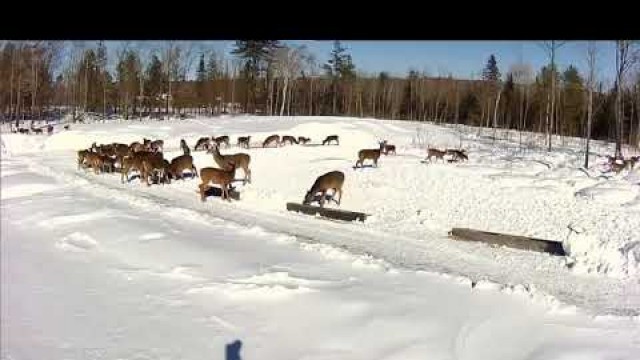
286 202 367 222
448 228 566 256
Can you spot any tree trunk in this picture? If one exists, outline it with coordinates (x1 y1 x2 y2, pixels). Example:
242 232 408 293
280 76 288 116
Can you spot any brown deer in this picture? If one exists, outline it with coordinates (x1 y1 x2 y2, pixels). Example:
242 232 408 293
31 127 43 135
446 149 468 162
303 171 345 208
209 143 252 184
141 153 168 186
167 154 198 180
355 142 385 168
426 148 447 163
198 162 237 202
121 151 159 184
150 140 164 153
382 140 396 155
298 136 311 145
130 141 145 153
82 152 103 174
322 135 339 145
194 137 211 151
64 125 70 131
263 134 280 148
47 125 54 135
213 135 230 148
99 155 116 173
281 135 299 145
237 136 251 149
180 139 191 156
77 150 91 170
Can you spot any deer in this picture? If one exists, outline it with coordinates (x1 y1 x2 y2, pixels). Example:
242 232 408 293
121 151 158 184
17 128 29 134
298 136 311 145
31 127 43 135
355 142 385 169
237 136 251 149
64 125 70 131
209 143 252 184
99 155 116 173
81 152 103 174
213 135 230 148
77 149 91 170
167 154 198 181
425 148 447 163
129 141 145 153
281 135 299 145
303 171 345 208
194 137 211 151
150 140 164 153
141 152 168 186
322 135 339 146
180 139 191 156
381 140 396 155
263 134 280 148
446 149 468 162
198 162 237 202
47 125 54 135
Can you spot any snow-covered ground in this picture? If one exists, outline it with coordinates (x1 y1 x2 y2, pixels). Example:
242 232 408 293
2 116 640 359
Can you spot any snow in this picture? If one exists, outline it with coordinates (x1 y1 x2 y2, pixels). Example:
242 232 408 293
2 116 640 359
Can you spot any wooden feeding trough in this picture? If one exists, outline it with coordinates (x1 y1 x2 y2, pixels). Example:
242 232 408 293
449 228 566 256
201 186 241 201
286 202 368 222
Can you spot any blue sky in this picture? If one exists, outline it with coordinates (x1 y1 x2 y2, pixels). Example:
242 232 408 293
101 41 619 84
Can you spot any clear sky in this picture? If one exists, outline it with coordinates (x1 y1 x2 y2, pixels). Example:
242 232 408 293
101 41 620 84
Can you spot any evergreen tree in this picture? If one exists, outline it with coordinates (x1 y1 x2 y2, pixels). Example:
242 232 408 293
231 40 281 112
323 41 356 114
195 53 206 107
562 65 585 136
482 54 501 82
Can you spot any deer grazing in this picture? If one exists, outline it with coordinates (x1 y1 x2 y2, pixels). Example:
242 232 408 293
298 136 311 145
303 171 345 208
263 134 280 148
194 137 212 151
445 149 468 162
150 140 164 153
198 162 237 202
213 135 230 148
425 148 447 163
381 140 396 155
141 152 168 186
180 139 191 156
167 154 198 181
355 142 385 168
281 135 299 145
237 136 251 149
121 151 159 184
322 135 339 145
209 143 252 184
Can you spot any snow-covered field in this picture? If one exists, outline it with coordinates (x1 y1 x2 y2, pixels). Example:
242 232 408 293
2 115 640 359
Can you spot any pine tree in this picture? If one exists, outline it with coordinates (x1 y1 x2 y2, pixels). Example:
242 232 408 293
562 65 585 137
482 54 501 82
231 40 281 113
323 41 356 114
195 53 206 110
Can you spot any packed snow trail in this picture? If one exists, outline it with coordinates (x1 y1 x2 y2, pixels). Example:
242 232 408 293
3 156 640 360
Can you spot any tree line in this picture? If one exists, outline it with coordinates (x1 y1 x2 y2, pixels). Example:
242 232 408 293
1 40 639 154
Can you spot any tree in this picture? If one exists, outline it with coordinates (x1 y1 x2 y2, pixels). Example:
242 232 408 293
323 41 356 115
231 40 281 113
584 41 599 168
274 45 306 116
482 54 502 138
613 40 639 157
196 53 206 111
561 65 585 138
540 41 567 150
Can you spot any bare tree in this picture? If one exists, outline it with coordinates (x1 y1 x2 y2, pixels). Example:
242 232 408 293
540 41 567 150
613 40 639 158
584 41 599 168
274 45 305 116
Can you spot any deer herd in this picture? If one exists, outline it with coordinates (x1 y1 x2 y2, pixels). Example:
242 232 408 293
71 126 638 209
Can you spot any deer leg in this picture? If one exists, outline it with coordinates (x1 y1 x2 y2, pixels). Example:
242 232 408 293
199 184 206 202
320 190 326 208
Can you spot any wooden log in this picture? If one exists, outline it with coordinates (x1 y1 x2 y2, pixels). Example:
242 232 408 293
201 186 240 201
449 228 566 256
286 202 367 222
